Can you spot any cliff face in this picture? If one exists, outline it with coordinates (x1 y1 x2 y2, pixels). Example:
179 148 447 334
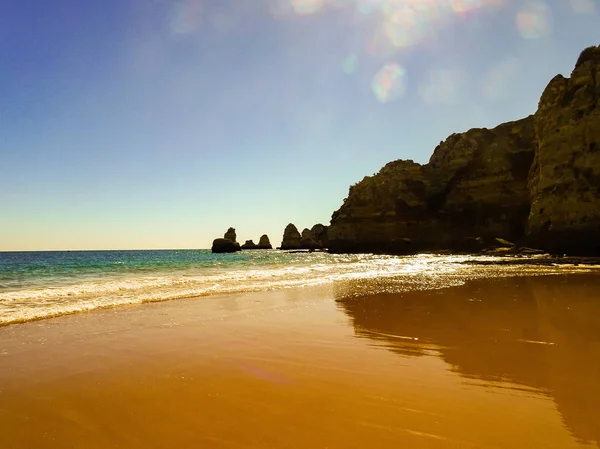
527 45 600 254
329 117 535 253
329 45 600 255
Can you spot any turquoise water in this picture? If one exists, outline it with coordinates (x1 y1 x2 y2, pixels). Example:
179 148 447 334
1 249 597 326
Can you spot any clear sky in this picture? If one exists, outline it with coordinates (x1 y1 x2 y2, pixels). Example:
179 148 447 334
1 0 598 251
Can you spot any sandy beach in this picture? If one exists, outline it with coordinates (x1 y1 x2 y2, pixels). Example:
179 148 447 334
1 273 599 449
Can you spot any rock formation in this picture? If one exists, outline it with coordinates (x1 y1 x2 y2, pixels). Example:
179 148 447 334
280 224 329 250
300 228 318 249
280 223 302 250
258 234 272 249
310 224 329 248
527 45 600 255
328 45 600 256
224 227 237 242
241 240 258 250
211 227 241 253
329 117 535 253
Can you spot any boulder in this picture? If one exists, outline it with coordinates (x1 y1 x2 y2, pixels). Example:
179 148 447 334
258 234 273 249
212 238 241 253
527 45 600 255
491 238 516 248
519 247 546 255
280 224 302 250
241 240 258 250
483 247 518 256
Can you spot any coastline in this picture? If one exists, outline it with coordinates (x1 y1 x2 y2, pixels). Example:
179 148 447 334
1 273 600 448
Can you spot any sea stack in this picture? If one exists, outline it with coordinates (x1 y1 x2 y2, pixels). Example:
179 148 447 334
280 224 302 250
300 228 318 249
241 240 258 250
211 227 241 253
258 234 273 249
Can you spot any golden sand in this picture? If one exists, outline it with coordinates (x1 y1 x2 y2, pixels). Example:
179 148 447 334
1 274 599 448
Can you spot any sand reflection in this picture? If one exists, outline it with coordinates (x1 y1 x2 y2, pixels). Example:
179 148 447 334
334 274 600 446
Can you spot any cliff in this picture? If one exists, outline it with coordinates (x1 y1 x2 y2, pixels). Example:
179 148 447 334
329 45 600 255
329 117 535 253
527 45 600 255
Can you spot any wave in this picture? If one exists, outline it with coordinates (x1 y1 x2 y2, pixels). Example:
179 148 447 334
1 254 597 326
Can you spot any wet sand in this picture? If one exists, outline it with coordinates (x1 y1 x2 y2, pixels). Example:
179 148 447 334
1 274 599 448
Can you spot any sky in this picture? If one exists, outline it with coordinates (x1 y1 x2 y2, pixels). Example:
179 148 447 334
1 0 599 251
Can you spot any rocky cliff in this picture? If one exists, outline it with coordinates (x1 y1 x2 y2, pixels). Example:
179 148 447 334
527 45 600 255
329 45 600 255
329 117 535 253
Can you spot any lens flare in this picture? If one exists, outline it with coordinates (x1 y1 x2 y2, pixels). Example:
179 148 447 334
381 1 439 48
516 1 552 39
372 63 407 103
451 0 497 13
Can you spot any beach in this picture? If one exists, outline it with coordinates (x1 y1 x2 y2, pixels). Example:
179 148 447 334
1 272 599 448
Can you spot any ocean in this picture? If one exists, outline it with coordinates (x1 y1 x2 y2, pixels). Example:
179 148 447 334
0 249 596 326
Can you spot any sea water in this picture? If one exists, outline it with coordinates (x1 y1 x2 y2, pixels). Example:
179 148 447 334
0 249 595 326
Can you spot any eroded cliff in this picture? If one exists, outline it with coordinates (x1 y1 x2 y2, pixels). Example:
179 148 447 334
527 45 600 254
329 45 600 255
329 117 535 253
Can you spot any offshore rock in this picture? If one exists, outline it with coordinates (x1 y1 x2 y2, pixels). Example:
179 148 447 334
224 227 237 242
328 116 535 254
211 227 241 253
258 234 273 249
211 238 241 253
527 45 600 255
241 240 258 250
300 228 318 249
280 224 302 250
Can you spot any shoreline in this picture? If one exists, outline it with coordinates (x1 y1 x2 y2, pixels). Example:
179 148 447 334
3 253 600 328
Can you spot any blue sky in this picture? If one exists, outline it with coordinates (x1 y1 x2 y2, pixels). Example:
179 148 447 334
1 0 598 250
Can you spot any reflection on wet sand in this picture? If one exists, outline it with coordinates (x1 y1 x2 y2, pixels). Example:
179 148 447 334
335 274 600 447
